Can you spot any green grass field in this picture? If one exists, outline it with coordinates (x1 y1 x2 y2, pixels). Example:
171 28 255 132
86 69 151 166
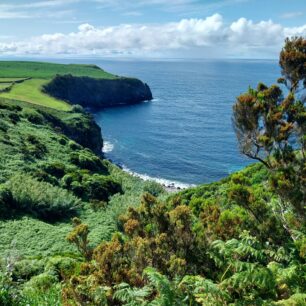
0 61 116 79
0 77 28 83
0 83 12 91
0 79 71 111
0 61 118 111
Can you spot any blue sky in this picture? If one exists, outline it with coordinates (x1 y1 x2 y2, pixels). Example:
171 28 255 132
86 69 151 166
0 0 305 58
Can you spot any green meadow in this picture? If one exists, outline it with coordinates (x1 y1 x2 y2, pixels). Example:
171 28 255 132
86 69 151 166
0 61 116 79
0 61 117 111
0 79 71 111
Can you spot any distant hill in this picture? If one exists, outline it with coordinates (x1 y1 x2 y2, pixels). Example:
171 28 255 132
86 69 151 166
0 61 153 111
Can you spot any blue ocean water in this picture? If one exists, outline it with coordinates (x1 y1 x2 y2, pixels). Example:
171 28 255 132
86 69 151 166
93 59 279 186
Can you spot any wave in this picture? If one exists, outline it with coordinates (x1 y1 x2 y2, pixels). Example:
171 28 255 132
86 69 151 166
103 141 114 153
121 165 195 190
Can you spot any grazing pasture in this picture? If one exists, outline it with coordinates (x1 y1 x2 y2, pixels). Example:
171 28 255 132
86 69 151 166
0 61 118 110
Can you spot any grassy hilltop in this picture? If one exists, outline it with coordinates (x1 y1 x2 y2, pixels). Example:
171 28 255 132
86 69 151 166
0 62 116 79
0 61 152 111
0 61 116 111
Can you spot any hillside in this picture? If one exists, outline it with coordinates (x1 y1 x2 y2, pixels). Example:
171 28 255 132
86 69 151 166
0 95 304 305
0 97 164 257
0 61 152 111
0 62 116 79
0 51 305 306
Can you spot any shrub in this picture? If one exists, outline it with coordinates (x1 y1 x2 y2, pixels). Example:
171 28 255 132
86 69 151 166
23 273 58 292
12 259 44 282
70 150 107 172
0 272 16 306
71 104 85 113
21 109 44 125
8 173 80 221
0 120 9 132
31 169 59 185
68 140 82 151
0 102 22 112
41 162 66 178
143 181 165 197
8 113 20 124
83 174 122 201
0 185 13 218
58 137 67 145
20 135 48 159
21 284 62 306
45 256 77 279
61 171 121 201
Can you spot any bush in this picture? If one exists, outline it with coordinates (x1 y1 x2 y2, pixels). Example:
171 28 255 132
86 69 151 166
70 150 107 172
62 171 121 201
8 173 80 221
23 273 58 292
83 174 122 201
45 256 77 279
0 185 13 218
20 135 48 159
21 284 62 306
41 162 66 178
12 259 44 281
0 272 16 306
0 102 22 112
68 140 82 151
21 109 44 125
0 120 9 132
71 104 85 113
8 113 20 124
143 181 165 197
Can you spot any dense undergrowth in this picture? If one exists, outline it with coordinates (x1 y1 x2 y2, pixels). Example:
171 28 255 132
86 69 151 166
0 97 164 305
0 38 305 305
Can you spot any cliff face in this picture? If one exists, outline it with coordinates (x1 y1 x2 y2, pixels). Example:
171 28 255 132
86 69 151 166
43 74 153 109
62 113 103 154
40 108 103 154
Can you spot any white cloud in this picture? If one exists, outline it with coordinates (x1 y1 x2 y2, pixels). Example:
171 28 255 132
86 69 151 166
0 14 305 58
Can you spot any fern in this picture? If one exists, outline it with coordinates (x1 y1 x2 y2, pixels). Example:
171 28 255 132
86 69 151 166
143 267 183 306
179 275 230 306
113 282 151 306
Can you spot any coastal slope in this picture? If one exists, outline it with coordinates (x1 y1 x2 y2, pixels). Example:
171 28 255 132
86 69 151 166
0 61 153 110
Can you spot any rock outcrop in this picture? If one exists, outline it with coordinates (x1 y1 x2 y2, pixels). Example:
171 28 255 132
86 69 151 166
43 74 153 109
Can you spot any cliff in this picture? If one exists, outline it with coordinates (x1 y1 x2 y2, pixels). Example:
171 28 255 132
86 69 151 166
43 74 153 109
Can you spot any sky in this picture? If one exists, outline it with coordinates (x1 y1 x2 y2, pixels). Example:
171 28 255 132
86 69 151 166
0 0 305 59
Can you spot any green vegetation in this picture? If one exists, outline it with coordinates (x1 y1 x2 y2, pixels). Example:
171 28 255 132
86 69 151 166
0 83 12 92
0 61 116 79
0 61 151 111
0 38 305 305
0 79 71 111
0 61 117 111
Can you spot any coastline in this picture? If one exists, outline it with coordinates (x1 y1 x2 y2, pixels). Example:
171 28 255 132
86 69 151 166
103 141 195 193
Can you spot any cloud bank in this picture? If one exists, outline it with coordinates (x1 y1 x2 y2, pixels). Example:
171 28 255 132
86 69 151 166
0 14 305 58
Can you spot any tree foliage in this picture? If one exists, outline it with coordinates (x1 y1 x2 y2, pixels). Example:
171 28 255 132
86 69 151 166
233 37 306 220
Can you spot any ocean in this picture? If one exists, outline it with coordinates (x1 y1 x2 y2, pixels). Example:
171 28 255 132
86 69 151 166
92 59 279 187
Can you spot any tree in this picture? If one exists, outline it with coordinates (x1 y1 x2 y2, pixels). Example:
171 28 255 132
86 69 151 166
279 37 306 93
232 37 306 222
66 218 92 261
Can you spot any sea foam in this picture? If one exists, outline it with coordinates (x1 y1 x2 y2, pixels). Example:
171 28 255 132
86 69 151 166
121 165 195 190
103 141 114 153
